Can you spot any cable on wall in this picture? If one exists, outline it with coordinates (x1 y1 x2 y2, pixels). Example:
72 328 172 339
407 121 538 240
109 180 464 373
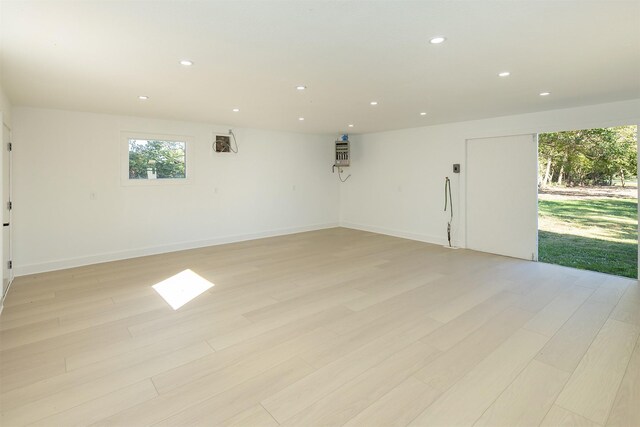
444 176 453 247
228 129 239 153
338 166 351 182
443 164 461 249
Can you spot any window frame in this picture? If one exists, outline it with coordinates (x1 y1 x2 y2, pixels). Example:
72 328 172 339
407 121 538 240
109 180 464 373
121 132 193 186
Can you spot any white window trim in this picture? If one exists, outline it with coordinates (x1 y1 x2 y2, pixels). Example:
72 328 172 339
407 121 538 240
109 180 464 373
121 131 194 186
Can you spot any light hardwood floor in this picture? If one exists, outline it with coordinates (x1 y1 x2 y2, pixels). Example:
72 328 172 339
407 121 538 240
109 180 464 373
1 228 638 426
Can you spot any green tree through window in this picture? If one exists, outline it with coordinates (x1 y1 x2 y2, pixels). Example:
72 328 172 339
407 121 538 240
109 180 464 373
538 126 637 187
128 139 186 179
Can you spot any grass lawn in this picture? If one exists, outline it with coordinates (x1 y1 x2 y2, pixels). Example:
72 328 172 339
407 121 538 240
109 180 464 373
538 197 638 278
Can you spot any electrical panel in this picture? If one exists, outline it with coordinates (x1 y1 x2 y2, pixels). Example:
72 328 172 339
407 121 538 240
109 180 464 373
335 140 350 167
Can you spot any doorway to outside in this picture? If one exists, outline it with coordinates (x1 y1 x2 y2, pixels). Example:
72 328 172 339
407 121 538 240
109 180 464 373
538 125 638 279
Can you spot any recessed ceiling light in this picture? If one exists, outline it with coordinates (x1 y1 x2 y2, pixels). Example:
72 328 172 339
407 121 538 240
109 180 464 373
298 117 305 121
498 71 510 77
539 91 551 96
348 124 354 128
296 85 307 90
370 101 378 106
232 108 240 112
138 95 149 100
420 112 427 116
180 60 193 66
429 36 446 44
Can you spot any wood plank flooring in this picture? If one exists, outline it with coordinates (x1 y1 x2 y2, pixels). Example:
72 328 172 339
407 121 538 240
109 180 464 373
1 227 638 426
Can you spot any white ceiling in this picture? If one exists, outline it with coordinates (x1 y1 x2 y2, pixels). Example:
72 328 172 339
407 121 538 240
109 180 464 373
1 0 639 134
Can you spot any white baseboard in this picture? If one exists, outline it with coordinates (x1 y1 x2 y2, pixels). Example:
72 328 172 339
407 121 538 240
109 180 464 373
15 222 340 276
339 221 462 248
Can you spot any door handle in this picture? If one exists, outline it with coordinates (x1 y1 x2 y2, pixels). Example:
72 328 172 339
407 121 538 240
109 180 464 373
3 223 9 227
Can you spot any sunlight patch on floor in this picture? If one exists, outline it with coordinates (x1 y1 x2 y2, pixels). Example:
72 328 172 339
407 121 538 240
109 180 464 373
152 269 214 310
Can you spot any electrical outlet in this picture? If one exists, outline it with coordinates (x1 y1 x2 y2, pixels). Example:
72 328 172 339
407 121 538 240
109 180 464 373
453 164 460 173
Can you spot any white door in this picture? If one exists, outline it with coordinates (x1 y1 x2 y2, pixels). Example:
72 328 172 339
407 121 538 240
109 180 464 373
466 134 538 260
2 123 12 297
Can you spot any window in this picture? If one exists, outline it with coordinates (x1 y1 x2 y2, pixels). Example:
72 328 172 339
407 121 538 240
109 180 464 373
128 139 186 180
121 132 192 185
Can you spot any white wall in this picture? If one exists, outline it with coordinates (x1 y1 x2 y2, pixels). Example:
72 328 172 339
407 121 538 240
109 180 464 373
13 107 339 275
10 99 640 276
0 82 11 305
0 85 10 128
340 99 640 248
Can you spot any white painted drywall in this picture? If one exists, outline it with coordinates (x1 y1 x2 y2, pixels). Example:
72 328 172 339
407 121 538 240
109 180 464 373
340 99 640 250
466 134 538 260
12 107 339 275
10 99 640 276
0 82 11 305
0 87 10 128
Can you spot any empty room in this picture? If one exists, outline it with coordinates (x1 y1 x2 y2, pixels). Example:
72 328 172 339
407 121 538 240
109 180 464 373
1 1 640 426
